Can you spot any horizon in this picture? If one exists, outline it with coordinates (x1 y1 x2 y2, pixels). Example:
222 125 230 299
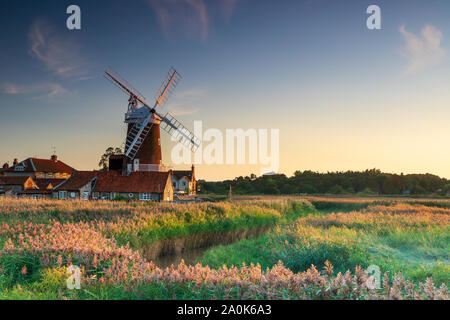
1 0 449 181
3 153 448 182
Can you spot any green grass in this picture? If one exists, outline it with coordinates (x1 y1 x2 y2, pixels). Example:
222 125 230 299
198 203 450 287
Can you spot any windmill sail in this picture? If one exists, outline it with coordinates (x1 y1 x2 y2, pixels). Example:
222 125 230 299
155 67 182 108
158 112 201 152
105 66 201 162
105 69 148 114
124 116 154 159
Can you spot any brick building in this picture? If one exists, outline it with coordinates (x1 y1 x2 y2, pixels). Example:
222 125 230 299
54 170 173 201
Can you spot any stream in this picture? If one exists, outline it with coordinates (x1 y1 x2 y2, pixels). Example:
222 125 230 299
152 245 214 268
148 226 271 268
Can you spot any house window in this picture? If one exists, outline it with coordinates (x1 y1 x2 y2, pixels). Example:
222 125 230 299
128 193 134 198
101 192 109 200
81 192 89 200
70 192 76 199
110 192 117 200
152 193 159 201
59 191 67 200
139 193 150 201
92 192 99 200
53 192 58 199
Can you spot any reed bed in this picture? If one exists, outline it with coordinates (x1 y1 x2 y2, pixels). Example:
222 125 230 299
0 198 448 300
200 201 449 288
0 222 446 300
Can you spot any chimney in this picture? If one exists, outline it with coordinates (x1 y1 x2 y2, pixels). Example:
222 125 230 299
51 155 58 162
13 159 18 165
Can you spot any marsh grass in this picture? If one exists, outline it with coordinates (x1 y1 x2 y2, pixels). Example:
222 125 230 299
0 197 448 300
200 202 450 286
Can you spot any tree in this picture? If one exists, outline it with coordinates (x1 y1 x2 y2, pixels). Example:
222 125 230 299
328 185 347 195
443 184 450 195
196 169 449 196
98 147 123 171
358 187 376 196
262 178 280 195
296 183 318 195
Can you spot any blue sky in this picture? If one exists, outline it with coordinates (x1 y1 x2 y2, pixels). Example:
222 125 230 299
0 0 449 180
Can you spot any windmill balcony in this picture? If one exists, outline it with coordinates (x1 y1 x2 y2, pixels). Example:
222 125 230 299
137 164 172 172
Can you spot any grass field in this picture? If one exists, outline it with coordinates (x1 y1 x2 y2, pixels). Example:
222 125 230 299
0 197 448 300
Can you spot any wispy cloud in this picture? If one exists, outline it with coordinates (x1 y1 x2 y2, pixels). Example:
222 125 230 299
3 82 69 100
219 0 239 20
165 88 205 116
399 24 446 74
148 0 239 41
29 19 88 79
167 106 200 116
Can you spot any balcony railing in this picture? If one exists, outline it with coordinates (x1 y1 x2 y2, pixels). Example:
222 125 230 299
137 164 172 172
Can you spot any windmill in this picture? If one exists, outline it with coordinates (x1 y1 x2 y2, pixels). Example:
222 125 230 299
104 67 201 173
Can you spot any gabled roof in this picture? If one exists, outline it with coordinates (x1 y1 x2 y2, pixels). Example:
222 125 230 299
93 171 171 193
35 178 67 190
0 176 32 186
172 170 194 181
2 158 74 174
54 171 98 191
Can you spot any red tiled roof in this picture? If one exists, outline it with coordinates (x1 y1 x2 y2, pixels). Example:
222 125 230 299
93 171 171 193
0 176 31 186
54 171 98 191
2 158 74 174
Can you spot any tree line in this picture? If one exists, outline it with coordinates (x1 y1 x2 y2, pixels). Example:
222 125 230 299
198 169 450 196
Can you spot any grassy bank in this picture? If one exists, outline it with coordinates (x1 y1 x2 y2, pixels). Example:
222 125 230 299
199 202 450 286
0 198 314 252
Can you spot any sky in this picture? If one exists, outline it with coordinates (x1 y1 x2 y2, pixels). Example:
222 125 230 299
0 0 449 181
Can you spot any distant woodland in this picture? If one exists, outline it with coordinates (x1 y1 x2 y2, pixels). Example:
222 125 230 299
198 169 450 196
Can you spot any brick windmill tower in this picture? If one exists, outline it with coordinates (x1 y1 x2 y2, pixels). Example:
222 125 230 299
105 68 200 174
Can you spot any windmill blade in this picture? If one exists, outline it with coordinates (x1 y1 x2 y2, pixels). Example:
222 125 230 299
105 68 147 105
158 112 201 152
124 115 154 159
154 67 182 108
